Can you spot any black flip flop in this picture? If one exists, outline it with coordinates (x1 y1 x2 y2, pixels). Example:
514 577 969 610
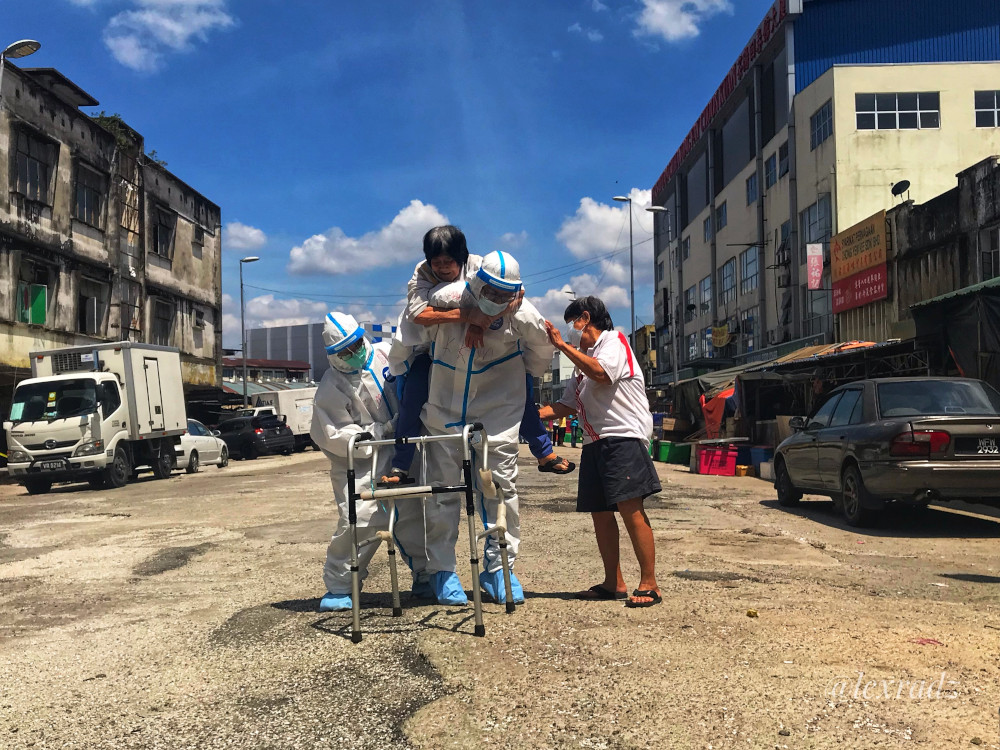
575 585 627 601
625 589 662 608
538 457 576 474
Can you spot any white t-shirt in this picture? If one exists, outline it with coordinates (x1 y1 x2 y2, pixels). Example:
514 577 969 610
558 330 653 445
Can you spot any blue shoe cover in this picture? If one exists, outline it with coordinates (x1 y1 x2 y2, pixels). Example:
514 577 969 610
319 591 352 612
432 571 468 606
411 577 434 600
479 569 525 604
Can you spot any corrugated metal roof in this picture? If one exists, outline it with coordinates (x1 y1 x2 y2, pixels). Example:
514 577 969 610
795 0 1000 93
910 275 1000 309
221 380 317 395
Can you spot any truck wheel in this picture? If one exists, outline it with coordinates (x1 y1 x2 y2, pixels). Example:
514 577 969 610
152 448 174 479
841 464 876 527
294 442 307 453
88 476 108 490
186 451 200 474
103 447 131 489
218 446 229 468
24 477 52 495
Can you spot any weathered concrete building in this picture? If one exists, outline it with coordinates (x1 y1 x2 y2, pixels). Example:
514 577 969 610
0 64 222 411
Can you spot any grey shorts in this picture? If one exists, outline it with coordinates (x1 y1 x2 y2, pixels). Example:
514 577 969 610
577 436 662 512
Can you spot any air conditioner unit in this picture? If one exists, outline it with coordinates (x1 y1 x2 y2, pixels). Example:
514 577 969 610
777 271 792 288
767 327 784 346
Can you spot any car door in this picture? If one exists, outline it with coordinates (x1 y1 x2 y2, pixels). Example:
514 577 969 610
786 392 843 488
192 420 219 463
815 388 863 489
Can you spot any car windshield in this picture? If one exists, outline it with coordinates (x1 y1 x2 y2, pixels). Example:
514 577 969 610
10 379 99 423
877 380 1000 418
256 415 282 429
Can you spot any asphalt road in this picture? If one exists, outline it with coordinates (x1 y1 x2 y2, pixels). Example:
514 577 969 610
1 447 998 748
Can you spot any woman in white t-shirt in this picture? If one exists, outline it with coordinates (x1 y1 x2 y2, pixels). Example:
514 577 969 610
538 296 662 608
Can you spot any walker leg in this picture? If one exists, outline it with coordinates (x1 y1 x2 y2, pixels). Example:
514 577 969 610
499 542 515 614
463 457 486 637
384 499 402 616
350 521 362 643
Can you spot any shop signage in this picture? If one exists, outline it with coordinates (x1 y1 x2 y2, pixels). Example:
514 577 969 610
831 210 887 283
652 0 789 204
832 263 888 313
711 326 731 348
806 244 823 290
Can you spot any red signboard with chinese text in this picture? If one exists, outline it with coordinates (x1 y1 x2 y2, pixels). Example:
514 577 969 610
832 263 888 313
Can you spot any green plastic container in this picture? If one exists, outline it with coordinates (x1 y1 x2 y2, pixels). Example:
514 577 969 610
657 441 691 464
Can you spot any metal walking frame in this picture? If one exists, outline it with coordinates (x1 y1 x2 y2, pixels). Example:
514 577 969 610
345 421 516 643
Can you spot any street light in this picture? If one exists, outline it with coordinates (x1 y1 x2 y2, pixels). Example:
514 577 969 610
646 206 680 387
0 39 41 110
612 195 635 343
239 256 260 407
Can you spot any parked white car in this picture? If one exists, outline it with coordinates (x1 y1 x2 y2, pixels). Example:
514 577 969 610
176 419 229 473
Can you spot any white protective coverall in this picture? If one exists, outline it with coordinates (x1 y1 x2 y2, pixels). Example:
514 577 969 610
415 254 553 583
311 319 425 596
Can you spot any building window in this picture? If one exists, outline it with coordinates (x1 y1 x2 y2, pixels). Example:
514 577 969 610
681 236 691 263
151 299 175 346
78 278 108 336
746 173 758 205
656 260 664 283
740 247 758 294
684 285 696 322
778 141 789 177
716 201 727 230
16 259 51 326
975 90 1000 128
703 327 713 358
687 332 698 360
810 100 833 150
740 307 758 353
719 258 737 305
192 225 205 259
13 129 56 204
765 155 777 188
703 215 713 242
73 164 107 229
152 207 177 258
982 226 1000 281
699 275 712 316
799 194 832 264
856 92 940 131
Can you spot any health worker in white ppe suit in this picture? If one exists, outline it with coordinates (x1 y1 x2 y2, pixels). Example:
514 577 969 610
311 312 424 612
418 250 553 605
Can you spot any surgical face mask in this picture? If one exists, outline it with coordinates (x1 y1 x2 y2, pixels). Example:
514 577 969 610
337 339 370 370
477 296 508 316
566 317 584 347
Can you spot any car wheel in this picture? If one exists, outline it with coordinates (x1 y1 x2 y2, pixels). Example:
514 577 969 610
24 477 52 495
152 448 174 479
218 446 229 468
280 446 293 456
104 446 131 489
243 443 258 461
775 458 802 507
186 451 200 474
841 463 876 527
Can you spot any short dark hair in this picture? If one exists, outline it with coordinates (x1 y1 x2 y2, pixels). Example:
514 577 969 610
563 296 613 331
422 225 469 267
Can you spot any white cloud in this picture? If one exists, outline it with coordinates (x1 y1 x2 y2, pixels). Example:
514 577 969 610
529 273 630 325
223 221 267 251
634 0 732 42
568 22 604 42
592 0 608 11
287 199 449 275
102 0 236 72
499 231 528 249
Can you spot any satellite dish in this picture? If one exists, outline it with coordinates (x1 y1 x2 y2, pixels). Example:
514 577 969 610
891 180 911 197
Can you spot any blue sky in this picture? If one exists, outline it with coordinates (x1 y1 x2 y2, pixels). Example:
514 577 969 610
10 0 775 347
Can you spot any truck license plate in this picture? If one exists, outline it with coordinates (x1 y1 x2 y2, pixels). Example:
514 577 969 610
39 460 65 471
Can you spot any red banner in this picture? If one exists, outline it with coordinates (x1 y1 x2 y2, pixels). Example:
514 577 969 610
806 244 823 290
833 263 888 314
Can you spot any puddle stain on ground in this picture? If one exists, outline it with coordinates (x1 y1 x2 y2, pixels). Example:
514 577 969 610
132 543 214 577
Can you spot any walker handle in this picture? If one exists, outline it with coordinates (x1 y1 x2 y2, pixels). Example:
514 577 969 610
356 432 373 442
470 422 484 432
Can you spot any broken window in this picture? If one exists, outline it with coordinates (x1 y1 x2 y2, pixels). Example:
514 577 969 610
73 163 108 229
192 225 204 259
16 258 53 325
121 280 142 341
78 277 108 336
13 129 57 204
982 226 1000 282
151 298 175 346
152 207 177 258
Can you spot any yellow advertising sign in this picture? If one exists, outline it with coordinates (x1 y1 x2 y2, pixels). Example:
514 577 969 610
831 210 887 282
711 326 731 348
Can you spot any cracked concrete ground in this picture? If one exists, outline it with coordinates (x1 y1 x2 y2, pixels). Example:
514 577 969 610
0 446 998 749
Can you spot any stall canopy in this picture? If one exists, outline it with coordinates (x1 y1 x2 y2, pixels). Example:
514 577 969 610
911 276 1000 387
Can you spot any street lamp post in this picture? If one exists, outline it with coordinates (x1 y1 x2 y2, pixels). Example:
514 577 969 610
239 256 260 407
0 39 41 109
612 195 635 343
646 206 680 387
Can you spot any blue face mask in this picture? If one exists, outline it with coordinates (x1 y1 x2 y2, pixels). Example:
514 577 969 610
477 296 508 316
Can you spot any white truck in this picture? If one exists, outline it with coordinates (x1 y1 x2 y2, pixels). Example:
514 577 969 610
4 342 187 494
250 387 318 451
